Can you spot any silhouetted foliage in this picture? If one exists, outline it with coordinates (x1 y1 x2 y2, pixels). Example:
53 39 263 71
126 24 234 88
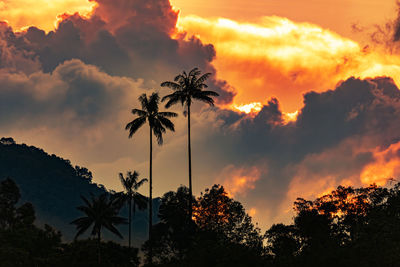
0 178 63 266
0 137 15 145
58 239 140 267
265 183 400 267
143 185 265 267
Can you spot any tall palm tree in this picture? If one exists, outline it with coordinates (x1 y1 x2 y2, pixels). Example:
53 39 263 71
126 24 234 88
118 170 148 248
161 67 219 219
71 193 127 264
125 92 177 263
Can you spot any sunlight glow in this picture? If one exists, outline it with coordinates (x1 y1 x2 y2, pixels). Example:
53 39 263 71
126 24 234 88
0 0 96 31
282 110 299 124
233 102 263 114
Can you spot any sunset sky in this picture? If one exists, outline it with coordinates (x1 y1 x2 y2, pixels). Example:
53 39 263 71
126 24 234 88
1 0 400 229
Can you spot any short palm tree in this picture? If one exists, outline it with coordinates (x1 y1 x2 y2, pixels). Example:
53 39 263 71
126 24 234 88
125 92 177 263
71 193 127 264
118 170 148 248
161 68 219 219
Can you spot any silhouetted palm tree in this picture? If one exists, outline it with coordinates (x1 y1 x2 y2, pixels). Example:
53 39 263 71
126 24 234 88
118 171 148 248
161 68 219 219
71 193 127 264
125 92 177 263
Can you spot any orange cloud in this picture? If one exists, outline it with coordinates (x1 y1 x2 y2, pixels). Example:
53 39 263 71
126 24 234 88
178 15 400 113
360 142 400 186
0 0 96 31
217 165 261 198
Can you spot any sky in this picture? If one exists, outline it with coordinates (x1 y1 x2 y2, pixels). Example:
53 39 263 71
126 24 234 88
1 0 400 229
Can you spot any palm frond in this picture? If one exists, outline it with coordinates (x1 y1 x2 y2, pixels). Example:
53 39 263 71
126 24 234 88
196 72 212 85
134 178 148 190
131 108 147 116
125 117 146 138
152 125 165 145
161 81 181 90
138 93 149 111
119 173 129 191
158 116 175 132
192 94 215 106
148 93 160 113
200 90 220 97
71 217 93 239
189 67 201 77
162 93 184 108
158 111 178 118
104 219 126 239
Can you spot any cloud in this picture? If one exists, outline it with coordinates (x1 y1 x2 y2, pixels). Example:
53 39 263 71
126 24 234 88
0 0 234 104
178 15 400 112
0 58 142 129
216 165 261 198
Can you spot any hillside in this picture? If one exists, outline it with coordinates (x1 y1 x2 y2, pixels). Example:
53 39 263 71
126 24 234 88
0 137 158 246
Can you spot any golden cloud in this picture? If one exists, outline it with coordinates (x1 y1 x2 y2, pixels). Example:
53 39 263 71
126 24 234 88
0 0 96 31
178 15 400 113
217 165 261 198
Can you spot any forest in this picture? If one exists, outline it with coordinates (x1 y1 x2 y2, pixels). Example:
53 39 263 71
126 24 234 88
2 175 400 266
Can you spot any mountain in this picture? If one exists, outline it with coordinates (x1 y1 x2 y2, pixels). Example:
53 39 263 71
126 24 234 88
0 137 158 246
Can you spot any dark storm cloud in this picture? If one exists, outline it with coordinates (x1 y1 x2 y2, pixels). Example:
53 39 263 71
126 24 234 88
0 59 140 128
198 77 400 216
0 0 235 103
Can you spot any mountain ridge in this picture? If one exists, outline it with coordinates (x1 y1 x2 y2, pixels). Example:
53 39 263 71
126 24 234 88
0 137 158 246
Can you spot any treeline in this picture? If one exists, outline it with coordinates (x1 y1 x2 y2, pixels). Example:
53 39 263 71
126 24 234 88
2 177 400 266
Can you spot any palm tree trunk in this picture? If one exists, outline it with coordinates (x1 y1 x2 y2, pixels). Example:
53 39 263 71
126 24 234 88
128 194 132 248
188 104 193 220
97 230 101 264
132 199 136 246
149 126 153 264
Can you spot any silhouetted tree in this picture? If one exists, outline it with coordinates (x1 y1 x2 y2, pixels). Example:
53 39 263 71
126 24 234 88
0 178 62 266
71 193 127 264
118 171 148 248
0 137 15 145
194 185 264 250
142 186 195 265
161 68 219 219
59 239 140 267
265 183 400 267
125 92 177 264
144 185 265 267
265 224 299 267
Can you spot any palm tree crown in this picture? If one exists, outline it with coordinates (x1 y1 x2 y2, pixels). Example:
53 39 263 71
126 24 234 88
125 92 177 145
161 67 219 108
71 193 127 240
119 171 148 209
